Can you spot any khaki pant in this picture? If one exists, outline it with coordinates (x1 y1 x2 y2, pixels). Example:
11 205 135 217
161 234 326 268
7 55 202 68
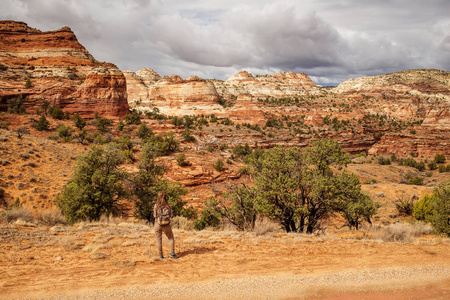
154 222 175 257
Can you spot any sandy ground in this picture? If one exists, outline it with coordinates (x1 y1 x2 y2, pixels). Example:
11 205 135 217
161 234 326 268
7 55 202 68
1 222 450 299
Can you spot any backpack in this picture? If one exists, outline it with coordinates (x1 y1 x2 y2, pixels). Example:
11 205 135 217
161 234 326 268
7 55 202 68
157 206 171 225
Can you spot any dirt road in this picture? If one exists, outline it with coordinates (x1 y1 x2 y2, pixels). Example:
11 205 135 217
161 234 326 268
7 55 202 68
1 223 449 299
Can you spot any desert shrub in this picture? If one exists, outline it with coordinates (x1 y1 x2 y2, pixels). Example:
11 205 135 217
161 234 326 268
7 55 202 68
232 144 252 158
123 149 134 163
170 116 184 126
253 218 281 236
395 195 414 216
375 222 423 243
96 117 112 133
37 208 67 226
7 95 26 114
72 113 86 130
413 194 434 222
171 216 194 231
434 154 446 164
408 176 424 185
113 135 133 151
1 206 34 223
124 110 141 125
402 158 425 171
182 129 196 142
193 197 221 230
142 132 178 157
117 120 125 131
15 126 29 138
377 156 391 165
438 164 450 173
428 160 437 170
57 125 74 142
49 105 64 120
176 153 191 166
0 121 11 129
145 107 166 120
36 115 50 131
430 181 450 236
136 123 153 139
214 184 258 231
25 79 32 88
214 159 224 172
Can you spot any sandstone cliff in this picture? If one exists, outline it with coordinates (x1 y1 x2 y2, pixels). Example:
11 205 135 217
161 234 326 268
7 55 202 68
0 21 129 118
334 69 450 129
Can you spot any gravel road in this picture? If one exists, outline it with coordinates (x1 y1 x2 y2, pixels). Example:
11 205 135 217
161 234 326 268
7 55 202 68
44 264 450 300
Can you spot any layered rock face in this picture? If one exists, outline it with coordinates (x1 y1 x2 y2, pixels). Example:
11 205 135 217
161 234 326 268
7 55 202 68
124 69 222 116
334 69 450 129
0 21 129 118
125 69 318 118
214 70 318 100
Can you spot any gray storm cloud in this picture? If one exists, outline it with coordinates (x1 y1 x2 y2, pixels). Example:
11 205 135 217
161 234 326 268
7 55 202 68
1 0 449 85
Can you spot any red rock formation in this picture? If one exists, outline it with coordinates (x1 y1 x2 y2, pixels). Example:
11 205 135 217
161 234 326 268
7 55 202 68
0 21 129 118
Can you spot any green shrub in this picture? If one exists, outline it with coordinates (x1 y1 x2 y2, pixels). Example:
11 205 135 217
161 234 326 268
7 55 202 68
182 129 196 142
57 125 74 142
124 110 141 125
143 132 178 157
428 160 437 171
72 113 86 130
408 176 424 185
438 164 450 173
176 153 191 166
136 123 153 139
232 144 252 158
56 145 127 224
434 154 446 164
117 120 125 131
413 194 434 222
25 79 32 88
214 159 224 172
7 95 26 114
36 115 50 131
377 156 391 165
49 105 64 120
430 181 450 236
96 117 112 133
193 198 221 230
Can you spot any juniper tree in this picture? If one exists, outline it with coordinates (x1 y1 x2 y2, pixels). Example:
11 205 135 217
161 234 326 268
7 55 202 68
56 144 127 224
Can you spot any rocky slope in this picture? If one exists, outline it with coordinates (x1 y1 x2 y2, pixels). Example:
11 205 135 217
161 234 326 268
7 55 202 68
334 69 450 129
0 21 129 118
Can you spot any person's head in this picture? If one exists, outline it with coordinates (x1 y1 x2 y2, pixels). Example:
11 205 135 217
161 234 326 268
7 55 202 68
156 190 168 207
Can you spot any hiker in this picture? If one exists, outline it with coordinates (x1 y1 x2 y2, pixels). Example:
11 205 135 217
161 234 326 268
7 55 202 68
154 191 179 259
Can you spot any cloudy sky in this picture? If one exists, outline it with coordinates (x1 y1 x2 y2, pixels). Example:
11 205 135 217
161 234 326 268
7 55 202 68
2 0 450 85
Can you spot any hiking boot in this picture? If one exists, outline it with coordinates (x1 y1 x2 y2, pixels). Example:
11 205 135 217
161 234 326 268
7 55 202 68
159 256 164 260
169 253 179 259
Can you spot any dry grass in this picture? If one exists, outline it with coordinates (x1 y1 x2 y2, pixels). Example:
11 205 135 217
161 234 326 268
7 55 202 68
36 208 67 226
0 206 34 223
253 218 281 236
375 222 433 243
171 216 194 231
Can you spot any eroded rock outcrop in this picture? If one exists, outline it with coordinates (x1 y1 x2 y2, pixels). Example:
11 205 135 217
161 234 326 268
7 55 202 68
0 21 129 118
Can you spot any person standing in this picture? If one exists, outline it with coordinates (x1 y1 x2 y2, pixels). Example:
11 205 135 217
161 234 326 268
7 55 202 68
154 191 179 259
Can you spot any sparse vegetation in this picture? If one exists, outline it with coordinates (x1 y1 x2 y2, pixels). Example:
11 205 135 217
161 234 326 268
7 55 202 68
36 115 50 131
